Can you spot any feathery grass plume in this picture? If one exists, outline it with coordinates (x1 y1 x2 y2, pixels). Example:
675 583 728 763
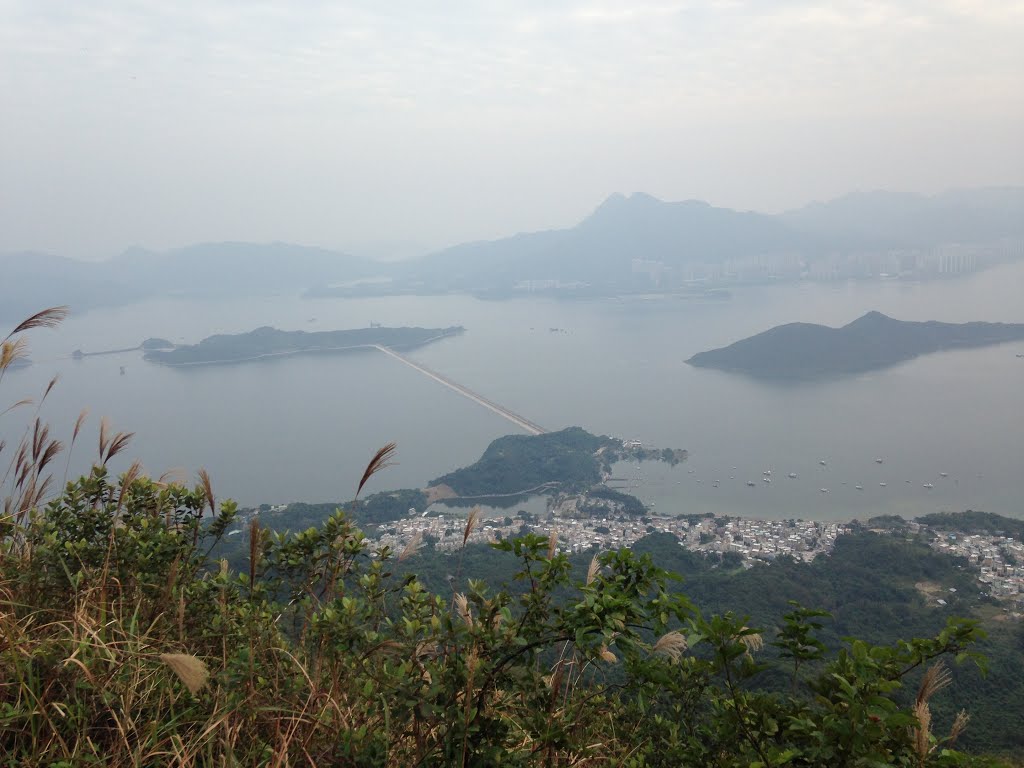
947 710 970 746
652 631 688 661
398 531 423 563
547 528 558 560
911 662 954 765
159 653 209 694
355 442 396 499
916 661 952 706
116 461 143 512
40 374 59 404
463 506 481 546
0 338 28 371
738 628 763 655
157 467 187 486
71 408 89 444
0 398 33 418
586 554 600 585
4 306 69 339
599 645 617 663
98 416 109 460
913 698 932 764
454 593 473 627
197 468 215 514
98 422 134 466
61 409 89 485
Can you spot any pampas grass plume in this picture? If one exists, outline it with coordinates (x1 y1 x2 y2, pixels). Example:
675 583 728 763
160 653 209 694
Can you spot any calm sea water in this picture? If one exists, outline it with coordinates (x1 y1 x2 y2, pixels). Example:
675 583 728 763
5 262 1023 521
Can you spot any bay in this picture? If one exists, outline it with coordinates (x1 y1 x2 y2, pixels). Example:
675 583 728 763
5 261 1023 521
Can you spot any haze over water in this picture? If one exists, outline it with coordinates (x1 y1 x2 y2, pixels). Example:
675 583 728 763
9 261 1024 521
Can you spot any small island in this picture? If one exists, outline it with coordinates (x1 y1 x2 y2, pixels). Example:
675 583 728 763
426 427 686 510
144 325 463 366
686 311 1024 380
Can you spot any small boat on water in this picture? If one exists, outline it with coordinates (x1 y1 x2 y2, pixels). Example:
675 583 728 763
879 482 887 487
939 472 949 478
855 485 863 490
763 477 771 483
819 488 829 493
788 472 797 479
746 481 756 487
923 483 934 489
819 460 827 466
875 458 884 464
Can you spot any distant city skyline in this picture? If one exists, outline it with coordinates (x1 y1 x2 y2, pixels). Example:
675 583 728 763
2 1 1022 259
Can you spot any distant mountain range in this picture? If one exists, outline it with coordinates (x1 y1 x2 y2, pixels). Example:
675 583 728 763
3 187 1022 318
402 187 1024 293
401 193 815 292
686 311 1024 379
779 188 1024 248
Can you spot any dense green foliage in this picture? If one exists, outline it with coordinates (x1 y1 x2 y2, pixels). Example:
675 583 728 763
262 489 428 529
2 468 1012 766
916 511 1024 540
579 486 648 516
404 527 1024 758
431 427 616 496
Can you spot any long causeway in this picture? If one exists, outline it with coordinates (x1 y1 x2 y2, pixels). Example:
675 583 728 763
373 345 546 435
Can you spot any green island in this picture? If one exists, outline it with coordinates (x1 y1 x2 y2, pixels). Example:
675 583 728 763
426 426 685 507
143 324 464 365
687 311 1024 379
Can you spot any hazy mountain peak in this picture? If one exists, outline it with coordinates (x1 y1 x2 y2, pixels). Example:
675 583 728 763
846 310 895 327
588 191 665 218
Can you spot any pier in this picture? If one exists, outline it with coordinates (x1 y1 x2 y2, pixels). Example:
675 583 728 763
373 345 546 435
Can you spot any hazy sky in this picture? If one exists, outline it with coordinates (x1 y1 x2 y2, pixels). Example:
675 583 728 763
2 1 1022 260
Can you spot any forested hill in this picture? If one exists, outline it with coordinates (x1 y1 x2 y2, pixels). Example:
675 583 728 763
401 527 1024 757
144 325 462 365
686 311 1024 379
427 426 685 500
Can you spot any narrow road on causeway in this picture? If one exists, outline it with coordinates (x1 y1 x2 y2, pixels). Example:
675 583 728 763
373 345 546 435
